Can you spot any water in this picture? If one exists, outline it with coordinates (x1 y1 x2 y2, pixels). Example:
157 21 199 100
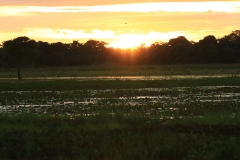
0 74 234 80
1 86 240 117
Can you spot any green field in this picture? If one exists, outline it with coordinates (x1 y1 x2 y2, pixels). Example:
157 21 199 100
1 65 240 159
1 64 240 78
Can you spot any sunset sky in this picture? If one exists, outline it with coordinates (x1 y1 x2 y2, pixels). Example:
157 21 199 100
0 0 240 48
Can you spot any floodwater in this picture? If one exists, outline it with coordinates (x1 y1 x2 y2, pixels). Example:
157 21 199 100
1 86 240 117
0 74 235 80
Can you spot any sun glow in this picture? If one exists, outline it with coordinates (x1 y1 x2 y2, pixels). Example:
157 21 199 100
107 33 139 48
4 28 188 49
108 40 144 49
107 31 187 49
1 1 240 46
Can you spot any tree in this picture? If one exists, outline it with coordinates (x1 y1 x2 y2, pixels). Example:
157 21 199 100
0 46 3 67
1 36 38 80
163 36 192 63
199 35 217 46
83 40 108 64
168 36 191 46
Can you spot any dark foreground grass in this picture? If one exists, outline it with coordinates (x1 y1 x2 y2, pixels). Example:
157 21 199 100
1 113 240 159
1 76 240 91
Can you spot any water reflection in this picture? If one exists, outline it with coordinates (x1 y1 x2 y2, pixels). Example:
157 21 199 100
0 74 234 80
1 86 240 116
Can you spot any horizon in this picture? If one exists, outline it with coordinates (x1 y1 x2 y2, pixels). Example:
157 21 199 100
1 0 240 48
0 29 237 49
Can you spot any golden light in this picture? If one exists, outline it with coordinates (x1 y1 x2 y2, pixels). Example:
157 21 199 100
89 2 240 13
108 31 188 49
0 1 239 17
21 28 187 48
107 33 148 49
109 40 142 49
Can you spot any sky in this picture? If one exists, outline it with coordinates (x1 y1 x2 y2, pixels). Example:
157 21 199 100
0 0 240 48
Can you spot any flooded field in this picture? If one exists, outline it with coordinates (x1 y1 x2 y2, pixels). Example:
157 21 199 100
1 83 240 159
0 74 236 81
1 86 240 119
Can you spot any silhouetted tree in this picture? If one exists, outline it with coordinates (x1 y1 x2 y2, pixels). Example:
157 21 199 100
37 41 50 66
168 36 191 46
199 35 217 45
194 36 221 63
67 41 85 65
0 47 3 67
83 40 108 64
161 36 192 63
2 30 240 68
218 30 240 62
1 36 38 80
134 43 150 64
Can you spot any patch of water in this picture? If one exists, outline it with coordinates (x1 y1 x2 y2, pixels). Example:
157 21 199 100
0 74 234 81
1 86 240 116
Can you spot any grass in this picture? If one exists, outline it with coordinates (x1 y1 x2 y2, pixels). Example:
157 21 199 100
0 76 240 91
1 64 240 159
169 111 240 125
1 63 240 78
0 112 240 159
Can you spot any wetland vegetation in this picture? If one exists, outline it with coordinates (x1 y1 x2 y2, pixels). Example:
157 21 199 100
1 69 240 159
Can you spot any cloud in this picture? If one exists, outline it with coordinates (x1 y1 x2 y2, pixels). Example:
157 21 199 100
1 0 240 6
0 1 239 46
0 27 185 43
1 10 239 43
0 1 240 17
21 28 116 41
0 26 237 48
0 27 196 43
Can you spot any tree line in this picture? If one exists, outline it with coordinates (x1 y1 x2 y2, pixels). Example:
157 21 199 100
0 30 240 79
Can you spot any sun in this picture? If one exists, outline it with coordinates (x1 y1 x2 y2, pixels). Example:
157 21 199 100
107 33 147 49
108 40 142 49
